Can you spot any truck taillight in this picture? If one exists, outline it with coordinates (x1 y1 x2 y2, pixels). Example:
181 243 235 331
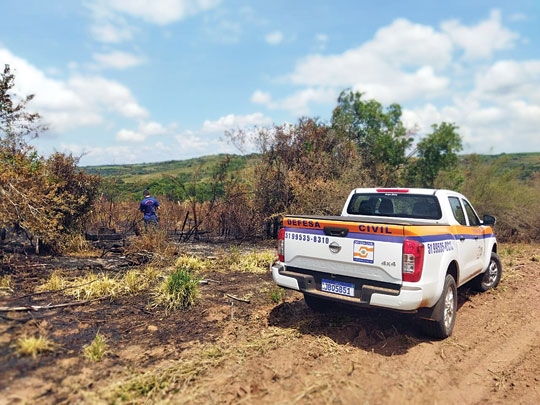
402 239 424 282
277 227 285 262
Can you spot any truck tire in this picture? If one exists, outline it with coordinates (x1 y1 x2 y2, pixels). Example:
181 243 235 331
421 274 457 339
303 293 332 313
472 251 502 292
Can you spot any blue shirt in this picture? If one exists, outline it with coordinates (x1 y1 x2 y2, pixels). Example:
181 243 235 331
139 196 159 220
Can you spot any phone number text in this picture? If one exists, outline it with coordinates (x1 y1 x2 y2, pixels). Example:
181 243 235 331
427 241 454 254
285 232 329 244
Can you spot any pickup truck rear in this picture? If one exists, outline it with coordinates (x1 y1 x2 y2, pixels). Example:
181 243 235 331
271 188 501 338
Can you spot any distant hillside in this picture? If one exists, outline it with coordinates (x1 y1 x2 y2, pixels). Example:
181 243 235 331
84 153 258 181
479 152 540 179
82 151 540 200
83 153 260 200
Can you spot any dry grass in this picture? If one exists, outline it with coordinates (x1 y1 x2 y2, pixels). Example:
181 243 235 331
126 227 174 257
100 326 301 403
174 255 207 272
0 274 12 296
61 233 98 256
37 269 67 292
14 335 56 359
37 267 162 300
221 246 276 274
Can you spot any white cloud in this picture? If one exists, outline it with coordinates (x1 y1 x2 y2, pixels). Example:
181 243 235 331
474 60 540 101
314 33 328 51
251 90 272 104
116 128 146 142
90 0 221 27
367 18 453 69
90 20 135 44
115 121 176 143
0 48 148 133
201 112 272 133
252 87 337 116
441 9 519 60
86 2 135 44
265 30 284 45
92 51 146 69
139 121 172 136
283 18 451 107
69 75 149 120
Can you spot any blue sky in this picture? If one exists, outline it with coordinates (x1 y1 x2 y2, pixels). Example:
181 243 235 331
1 0 539 166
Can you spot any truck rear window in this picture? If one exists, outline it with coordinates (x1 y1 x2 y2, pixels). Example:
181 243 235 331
346 193 442 220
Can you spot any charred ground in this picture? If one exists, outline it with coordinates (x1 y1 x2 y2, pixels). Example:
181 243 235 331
1 240 539 404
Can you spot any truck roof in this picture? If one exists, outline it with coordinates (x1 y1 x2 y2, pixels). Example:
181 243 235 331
351 188 465 198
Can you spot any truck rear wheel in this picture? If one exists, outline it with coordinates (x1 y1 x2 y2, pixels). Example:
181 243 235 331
472 252 502 292
421 274 457 339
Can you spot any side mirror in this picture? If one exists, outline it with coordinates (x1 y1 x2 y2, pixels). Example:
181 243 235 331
482 214 496 225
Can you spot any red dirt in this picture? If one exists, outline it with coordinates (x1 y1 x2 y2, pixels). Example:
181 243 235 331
1 242 539 404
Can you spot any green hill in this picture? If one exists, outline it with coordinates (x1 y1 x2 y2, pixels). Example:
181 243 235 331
82 152 540 201
83 153 259 200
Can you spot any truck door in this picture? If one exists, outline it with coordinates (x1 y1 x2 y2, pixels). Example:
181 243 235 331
462 198 485 274
448 197 484 282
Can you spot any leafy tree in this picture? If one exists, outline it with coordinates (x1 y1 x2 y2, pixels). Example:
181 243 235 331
403 122 463 188
331 90 413 186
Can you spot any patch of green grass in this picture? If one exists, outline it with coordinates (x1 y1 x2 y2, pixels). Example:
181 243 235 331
269 286 286 303
152 267 201 311
14 335 55 358
83 332 109 362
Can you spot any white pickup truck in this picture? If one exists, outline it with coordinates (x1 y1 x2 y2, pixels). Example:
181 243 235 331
271 188 501 338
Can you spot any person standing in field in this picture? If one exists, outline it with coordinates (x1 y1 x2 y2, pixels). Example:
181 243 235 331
139 189 160 229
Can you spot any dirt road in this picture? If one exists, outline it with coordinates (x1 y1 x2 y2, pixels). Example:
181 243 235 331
1 243 539 404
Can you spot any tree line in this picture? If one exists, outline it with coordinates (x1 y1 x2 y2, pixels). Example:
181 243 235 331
1 64 539 252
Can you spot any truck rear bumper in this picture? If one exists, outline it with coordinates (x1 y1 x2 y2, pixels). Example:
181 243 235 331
271 262 424 312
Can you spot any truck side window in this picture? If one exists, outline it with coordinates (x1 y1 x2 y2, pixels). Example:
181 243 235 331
449 197 466 225
463 200 481 226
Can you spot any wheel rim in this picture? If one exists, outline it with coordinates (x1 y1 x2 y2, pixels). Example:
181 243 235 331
483 260 499 287
443 287 455 330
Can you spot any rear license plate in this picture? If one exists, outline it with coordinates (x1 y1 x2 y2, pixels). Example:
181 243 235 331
321 279 355 297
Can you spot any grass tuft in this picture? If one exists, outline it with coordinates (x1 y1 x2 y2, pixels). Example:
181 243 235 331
83 332 109 362
61 233 97 256
268 286 287 303
14 335 55 358
37 269 67 292
175 255 207 272
152 267 201 311
224 248 276 274
67 273 119 300
0 275 12 296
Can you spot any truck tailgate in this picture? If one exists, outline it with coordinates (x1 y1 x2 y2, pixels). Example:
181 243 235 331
283 217 406 284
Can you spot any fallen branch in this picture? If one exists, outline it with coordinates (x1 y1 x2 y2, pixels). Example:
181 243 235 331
199 278 221 285
226 293 250 303
0 295 111 312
